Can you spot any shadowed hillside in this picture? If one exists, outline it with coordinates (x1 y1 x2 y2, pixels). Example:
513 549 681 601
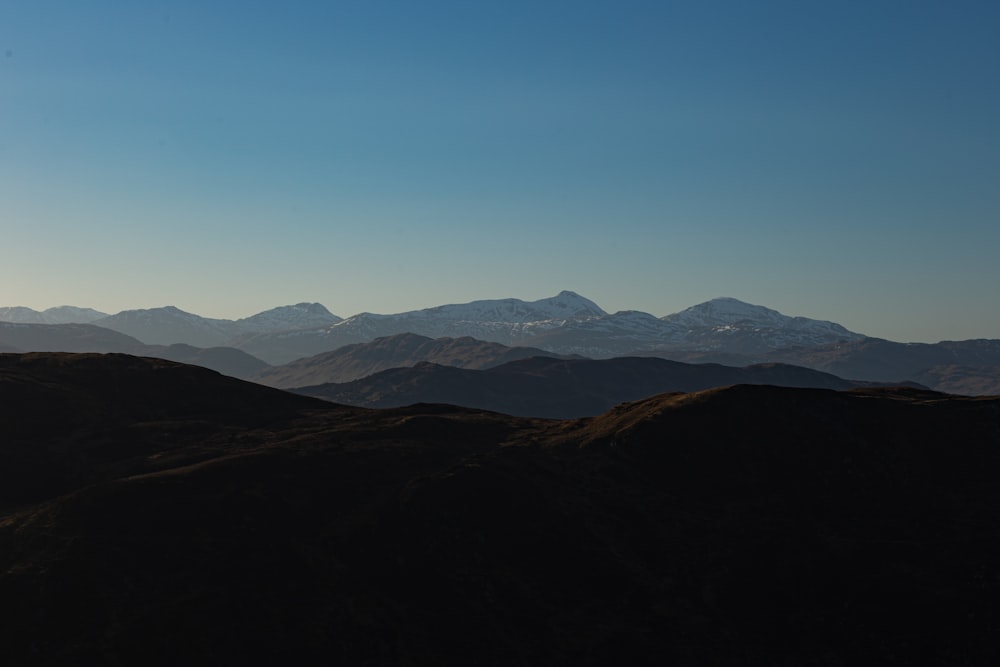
1 353 999 665
293 355 901 418
253 332 574 388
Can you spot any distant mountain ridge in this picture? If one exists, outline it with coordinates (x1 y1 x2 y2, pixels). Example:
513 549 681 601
1 302 341 348
91 302 341 347
4 292 999 394
0 305 108 324
234 291 608 364
0 293 869 358
0 322 268 380
232 293 864 364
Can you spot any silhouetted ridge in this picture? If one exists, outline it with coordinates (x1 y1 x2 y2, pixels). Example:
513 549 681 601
0 352 326 507
294 355 890 418
3 354 1000 665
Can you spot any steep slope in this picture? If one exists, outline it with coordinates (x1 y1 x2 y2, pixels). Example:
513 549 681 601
294 356 882 418
1 355 999 665
252 333 573 388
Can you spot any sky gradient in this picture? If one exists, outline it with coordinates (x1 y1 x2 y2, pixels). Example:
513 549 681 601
3 1 999 342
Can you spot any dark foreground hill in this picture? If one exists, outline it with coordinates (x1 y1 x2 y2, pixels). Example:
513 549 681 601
293 355 897 418
2 353 1000 665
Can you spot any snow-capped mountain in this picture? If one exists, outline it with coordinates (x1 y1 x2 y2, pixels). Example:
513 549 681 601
235 291 607 364
0 306 108 325
412 290 606 322
2 293 867 364
664 297 856 337
656 297 865 355
522 310 687 357
480 298 864 358
235 303 342 332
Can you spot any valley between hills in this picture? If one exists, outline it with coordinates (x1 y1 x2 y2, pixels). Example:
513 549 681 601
2 292 1000 663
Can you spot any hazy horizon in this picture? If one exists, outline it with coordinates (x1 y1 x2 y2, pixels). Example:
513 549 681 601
4 2 998 344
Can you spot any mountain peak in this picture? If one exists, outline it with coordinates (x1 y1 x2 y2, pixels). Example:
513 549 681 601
238 303 341 330
665 298 803 326
659 297 864 352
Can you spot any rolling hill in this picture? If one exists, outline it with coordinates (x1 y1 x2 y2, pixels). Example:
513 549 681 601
1 352 998 664
292 355 905 418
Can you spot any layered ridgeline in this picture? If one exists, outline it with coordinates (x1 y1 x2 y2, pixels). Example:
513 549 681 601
289 356 897 419
4 293 1000 393
0 305 108 324
251 332 580 388
92 302 342 347
2 352 1000 664
2 292 861 363
233 291 609 363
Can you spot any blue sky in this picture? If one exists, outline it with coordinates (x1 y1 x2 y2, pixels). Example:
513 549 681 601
2 1 998 342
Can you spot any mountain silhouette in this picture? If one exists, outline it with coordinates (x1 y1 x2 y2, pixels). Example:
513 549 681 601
3 353 999 664
293 355 903 418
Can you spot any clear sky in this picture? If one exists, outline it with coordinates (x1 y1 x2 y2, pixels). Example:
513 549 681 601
2 1 998 342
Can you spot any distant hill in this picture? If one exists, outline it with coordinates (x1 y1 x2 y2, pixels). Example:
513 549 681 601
764 338 1000 393
2 353 999 664
0 322 148 354
234 302 341 331
143 344 271 380
910 364 1000 396
293 355 891 418
6 294 999 393
0 323 269 379
92 306 244 347
252 332 577 388
0 305 108 324
2 302 347 356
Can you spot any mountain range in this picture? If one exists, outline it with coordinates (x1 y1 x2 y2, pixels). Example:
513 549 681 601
2 352 999 664
3 292 999 395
